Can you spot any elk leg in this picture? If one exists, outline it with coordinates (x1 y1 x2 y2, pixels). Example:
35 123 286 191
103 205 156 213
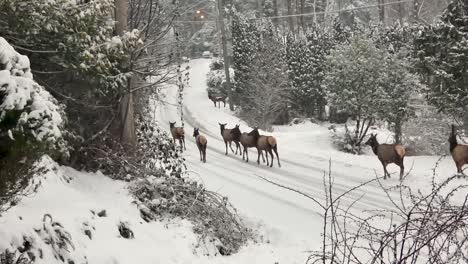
245 148 249 162
203 145 207 163
268 149 274 167
229 142 235 153
399 161 405 181
257 149 261 165
199 148 202 161
273 145 281 168
224 140 228 155
382 162 389 180
183 137 186 150
179 138 184 152
261 151 266 163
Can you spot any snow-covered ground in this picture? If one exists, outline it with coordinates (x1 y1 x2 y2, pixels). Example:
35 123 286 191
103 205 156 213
155 59 465 261
0 58 464 264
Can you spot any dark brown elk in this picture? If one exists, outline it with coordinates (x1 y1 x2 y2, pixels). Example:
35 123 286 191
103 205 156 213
219 123 241 155
169 122 186 151
193 128 207 163
248 128 281 168
449 125 468 175
230 126 265 163
208 94 226 108
365 133 406 180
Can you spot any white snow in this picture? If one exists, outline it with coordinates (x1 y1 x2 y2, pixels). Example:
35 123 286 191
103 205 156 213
0 37 64 143
155 58 466 261
1 58 465 264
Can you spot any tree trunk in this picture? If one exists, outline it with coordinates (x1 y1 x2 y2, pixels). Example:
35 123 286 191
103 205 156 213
115 0 136 147
218 0 235 111
377 0 385 24
394 118 402 144
287 0 295 33
257 0 264 17
411 0 421 23
273 0 279 24
299 0 305 32
397 1 405 24
464 106 468 135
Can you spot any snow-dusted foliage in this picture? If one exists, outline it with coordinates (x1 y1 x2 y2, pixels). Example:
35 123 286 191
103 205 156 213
414 0 468 129
286 27 333 119
206 59 235 97
0 37 65 149
323 35 418 152
0 0 142 94
231 12 260 104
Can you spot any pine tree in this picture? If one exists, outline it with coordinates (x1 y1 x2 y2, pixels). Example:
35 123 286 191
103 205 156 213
286 26 333 119
231 12 260 106
414 0 468 131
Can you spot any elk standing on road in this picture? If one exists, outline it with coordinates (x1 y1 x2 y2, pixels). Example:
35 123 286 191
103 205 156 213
231 126 265 163
365 133 406 180
169 121 186 151
219 123 242 155
193 128 207 163
208 94 226 108
248 128 281 168
449 125 468 175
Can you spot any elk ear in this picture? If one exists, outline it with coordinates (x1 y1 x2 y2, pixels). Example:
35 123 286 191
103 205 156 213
218 122 222 126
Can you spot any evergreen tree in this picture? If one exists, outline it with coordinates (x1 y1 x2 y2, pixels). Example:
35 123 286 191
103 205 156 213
286 27 333 119
414 0 468 131
231 12 260 106
323 35 417 151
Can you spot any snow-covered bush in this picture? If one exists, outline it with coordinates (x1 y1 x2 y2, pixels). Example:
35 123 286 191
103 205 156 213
130 175 252 255
0 37 65 150
323 35 418 153
0 38 66 211
0 0 142 95
206 59 235 97
0 214 86 264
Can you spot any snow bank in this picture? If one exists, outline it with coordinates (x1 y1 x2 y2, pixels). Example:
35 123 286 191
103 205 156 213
0 37 64 145
0 156 305 263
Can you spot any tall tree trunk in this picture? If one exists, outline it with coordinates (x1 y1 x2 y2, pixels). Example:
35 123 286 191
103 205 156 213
287 0 295 33
273 0 279 25
378 0 385 24
411 0 421 23
257 0 264 17
299 0 305 31
464 106 468 135
397 1 405 24
115 0 136 147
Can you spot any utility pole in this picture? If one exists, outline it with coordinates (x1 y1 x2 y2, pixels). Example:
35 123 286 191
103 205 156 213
217 0 235 111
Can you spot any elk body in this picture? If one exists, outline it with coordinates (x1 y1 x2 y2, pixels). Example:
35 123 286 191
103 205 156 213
365 134 406 180
193 128 207 163
449 125 468 175
248 128 281 168
208 94 226 108
230 126 265 163
219 123 241 155
169 122 186 151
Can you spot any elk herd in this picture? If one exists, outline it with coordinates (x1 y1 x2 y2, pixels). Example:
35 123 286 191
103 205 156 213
169 121 281 167
169 120 468 177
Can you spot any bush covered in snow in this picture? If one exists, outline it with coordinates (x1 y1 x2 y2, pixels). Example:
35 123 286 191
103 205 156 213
0 37 65 152
130 175 252 255
0 38 67 212
0 0 142 94
206 59 235 97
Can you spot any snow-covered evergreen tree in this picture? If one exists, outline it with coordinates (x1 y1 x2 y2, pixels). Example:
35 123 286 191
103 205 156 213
414 0 468 131
286 27 333 119
231 12 260 106
323 35 417 151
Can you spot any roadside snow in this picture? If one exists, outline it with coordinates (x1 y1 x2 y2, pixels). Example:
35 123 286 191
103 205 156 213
0 156 306 263
155 58 465 261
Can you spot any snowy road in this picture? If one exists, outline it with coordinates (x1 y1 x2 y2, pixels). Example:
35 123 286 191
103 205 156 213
156 59 457 257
